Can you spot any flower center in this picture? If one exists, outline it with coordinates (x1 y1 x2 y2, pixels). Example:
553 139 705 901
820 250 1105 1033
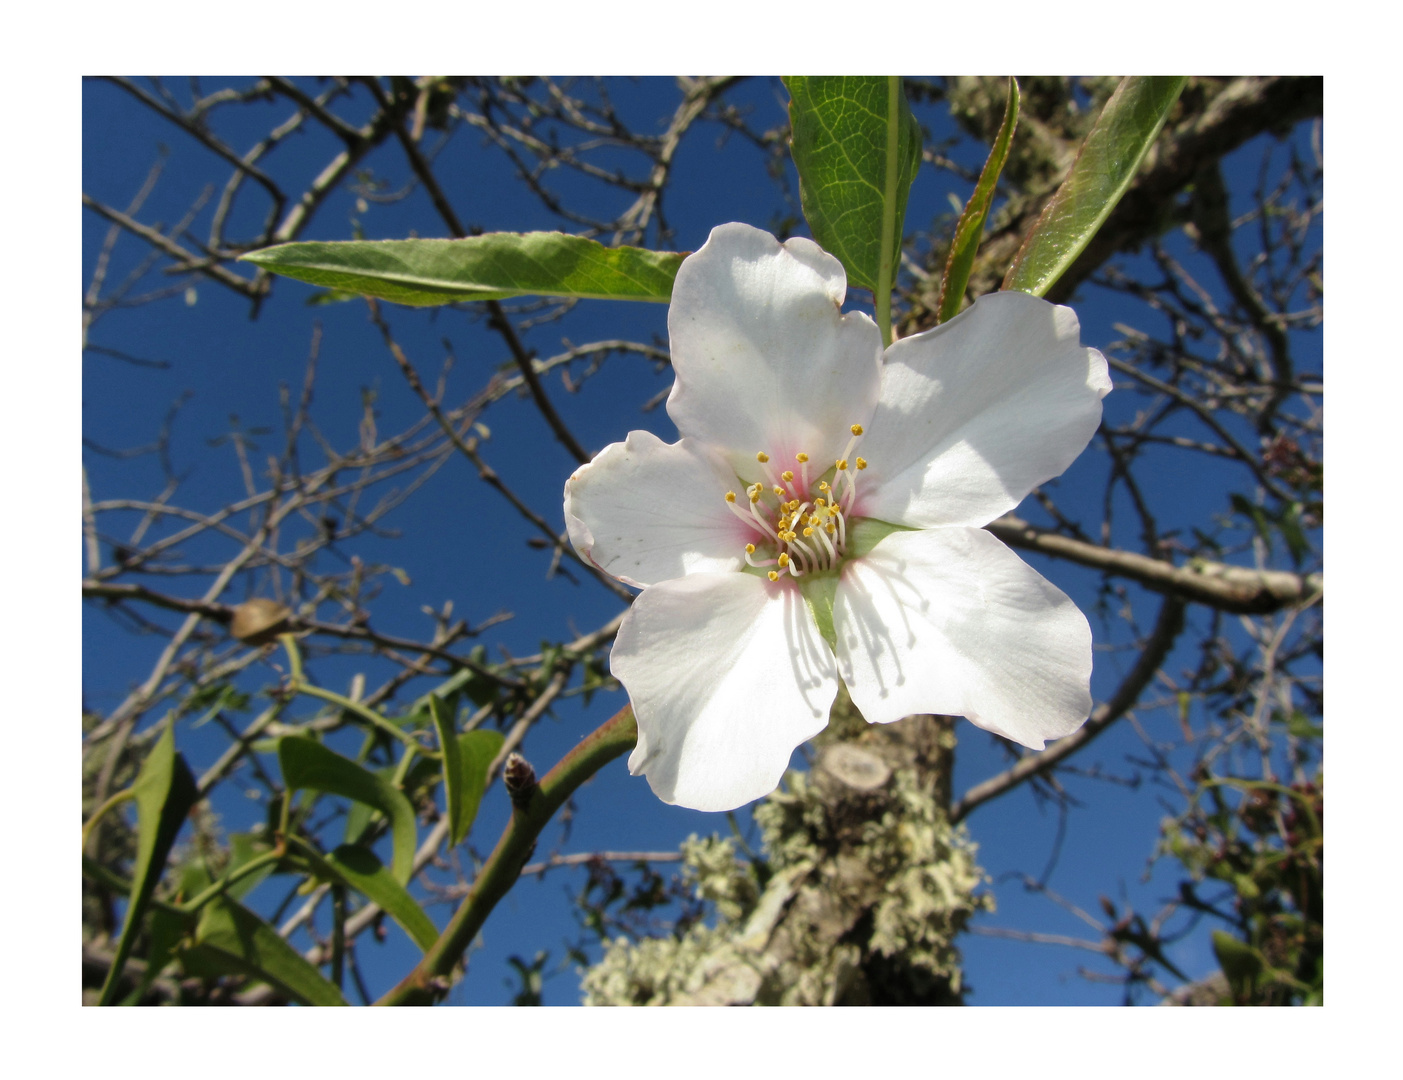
723 423 869 582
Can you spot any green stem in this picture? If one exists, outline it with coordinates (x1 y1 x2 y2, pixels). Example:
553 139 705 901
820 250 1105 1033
374 704 638 1005
281 632 305 682
875 74 901 349
278 784 293 842
178 848 286 915
391 743 419 788
282 632 436 756
1201 777 1322 836
292 677 438 758
82 788 136 852
331 885 347 991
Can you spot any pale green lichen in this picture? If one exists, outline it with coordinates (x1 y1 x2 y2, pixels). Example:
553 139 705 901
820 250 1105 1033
680 834 758 924
582 756 990 1005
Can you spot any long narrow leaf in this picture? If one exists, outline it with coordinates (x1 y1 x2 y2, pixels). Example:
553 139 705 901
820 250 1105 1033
785 76 922 296
279 736 417 885
937 78 1020 323
242 232 686 307
191 897 348 1005
226 832 278 900
429 695 467 846
1003 77 1186 297
327 845 439 953
98 722 198 1005
455 729 505 845
283 838 439 953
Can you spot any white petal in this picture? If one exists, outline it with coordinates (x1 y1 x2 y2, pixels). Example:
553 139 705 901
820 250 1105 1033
666 222 882 481
612 572 838 812
858 291 1110 529
833 527 1093 750
564 431 752 589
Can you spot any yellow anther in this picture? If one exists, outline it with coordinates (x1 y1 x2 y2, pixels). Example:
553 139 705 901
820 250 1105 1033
768 570 779 581
815 498 826 508
781 470 794 482
850 424 864 436
787 499 800 511
796 452 809 463
772 485 785 497
826 523 836 534
725 491 737 503
808 514 819 525
856 457 868 470
745 543 756 554
756 451 770 463
836 459 848 471
819 481 830 491
778 553 790 567
749 490 761 504
803 527 814 537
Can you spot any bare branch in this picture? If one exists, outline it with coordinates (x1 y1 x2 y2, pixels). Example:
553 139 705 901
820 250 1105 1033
987 514 1321 614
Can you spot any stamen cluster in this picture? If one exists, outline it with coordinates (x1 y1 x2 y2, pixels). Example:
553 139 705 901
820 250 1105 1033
724 424 869 582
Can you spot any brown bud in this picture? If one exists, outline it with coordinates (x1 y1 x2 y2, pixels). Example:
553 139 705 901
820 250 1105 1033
503 752 537 810
229 598 292 645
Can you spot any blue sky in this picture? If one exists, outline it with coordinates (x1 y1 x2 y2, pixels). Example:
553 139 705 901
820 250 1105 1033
82 77 1320 1005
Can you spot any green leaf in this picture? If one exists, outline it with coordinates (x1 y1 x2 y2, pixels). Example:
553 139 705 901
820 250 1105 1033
242 232 686 307
286 839 439 953
1276 501 1310 565
278 736 417 885
429 695 467 846
937 78 1020 323
191 897 348 1005
227 832 277 900
785 76 922 301
1213 930 1264 1003
1003 77 1186 297
1230 492 1274 554
121 905 192 1005
1281 710 1323 742
455 729 506 845
98 721 199 1005
329 845 438 952
580 654 611 706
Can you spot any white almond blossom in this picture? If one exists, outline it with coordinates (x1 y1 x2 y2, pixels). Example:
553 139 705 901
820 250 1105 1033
565 223 1111 812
